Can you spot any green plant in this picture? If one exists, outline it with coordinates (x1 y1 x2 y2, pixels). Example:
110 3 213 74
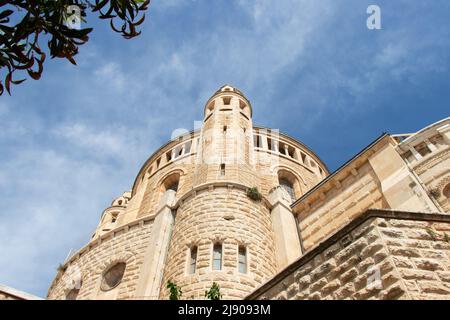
205 282 222 300
246 187 262 201
444 233 449 243
426 227 438 241
57 263 66 273
167 280 182 300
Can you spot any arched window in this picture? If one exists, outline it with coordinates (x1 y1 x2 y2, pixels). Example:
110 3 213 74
189 246 197 274
277 170 299 203
222 97 232 105
162 173 180 194
279 177 295 202
111 212 119 223
65 288 80 300
101 262 126 291
212 243 222 271
239 99 250 118
238 246 247 273
167 181 179 192
206 101 215 116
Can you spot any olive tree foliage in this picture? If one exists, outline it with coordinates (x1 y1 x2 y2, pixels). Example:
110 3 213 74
0 0 150 95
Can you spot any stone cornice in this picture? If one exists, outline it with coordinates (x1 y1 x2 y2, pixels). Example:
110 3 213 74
0 284 43 300
414 148 450 175
253 125 329 174
173 181 273 211
131 130 201 195
291 133 391 213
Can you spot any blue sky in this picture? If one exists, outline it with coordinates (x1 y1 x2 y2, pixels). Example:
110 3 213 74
0 0 449 297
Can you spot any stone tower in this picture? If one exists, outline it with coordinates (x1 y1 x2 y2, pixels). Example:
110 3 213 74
47 85 328 300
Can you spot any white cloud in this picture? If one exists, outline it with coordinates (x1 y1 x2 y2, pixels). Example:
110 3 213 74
94 62 126 93
0 149 115 295
0 101 9 116
53 123 128 157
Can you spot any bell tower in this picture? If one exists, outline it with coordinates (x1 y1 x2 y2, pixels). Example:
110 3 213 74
194 85 256 186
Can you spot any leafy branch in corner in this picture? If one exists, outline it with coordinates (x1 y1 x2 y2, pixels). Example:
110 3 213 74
0 0 150 95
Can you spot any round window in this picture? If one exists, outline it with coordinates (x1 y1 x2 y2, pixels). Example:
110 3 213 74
443 184 450 199
101 262 126 291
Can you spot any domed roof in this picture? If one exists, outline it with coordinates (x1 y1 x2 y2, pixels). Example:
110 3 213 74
214 84 245 96
204 85 252 117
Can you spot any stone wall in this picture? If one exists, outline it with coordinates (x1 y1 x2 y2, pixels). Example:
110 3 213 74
138 157 196 218
247 210 450 300
298 162 387 251
293 134 445 254
160 186 277 300
395 117 450 213
47 218 154 300
414 148 450 213
379 217 450 298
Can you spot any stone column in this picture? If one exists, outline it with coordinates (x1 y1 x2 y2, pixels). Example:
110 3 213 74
261 133 269 150
135 190 176 299
408 145 422 161
424 139 437 152
368 142 439 213
268 187 302 271
437 124 450 144
294 149 301 162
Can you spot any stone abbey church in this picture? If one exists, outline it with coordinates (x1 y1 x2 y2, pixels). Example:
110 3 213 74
3 86 448 300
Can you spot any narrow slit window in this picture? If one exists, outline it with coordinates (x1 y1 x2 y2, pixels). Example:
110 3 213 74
301 153 306 164
238 246 247 273
287 146 295 158
254 135 261 148
212 243 222 270
111 212 118 223
222 97 231 105
279 142 288 155
189 246 197 274
415 143 431 157
267 138 273 151
220 164 225 176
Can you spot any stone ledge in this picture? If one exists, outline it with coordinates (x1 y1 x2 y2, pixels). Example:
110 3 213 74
245 208 450 299
173 181 272 210
0 284 43 300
